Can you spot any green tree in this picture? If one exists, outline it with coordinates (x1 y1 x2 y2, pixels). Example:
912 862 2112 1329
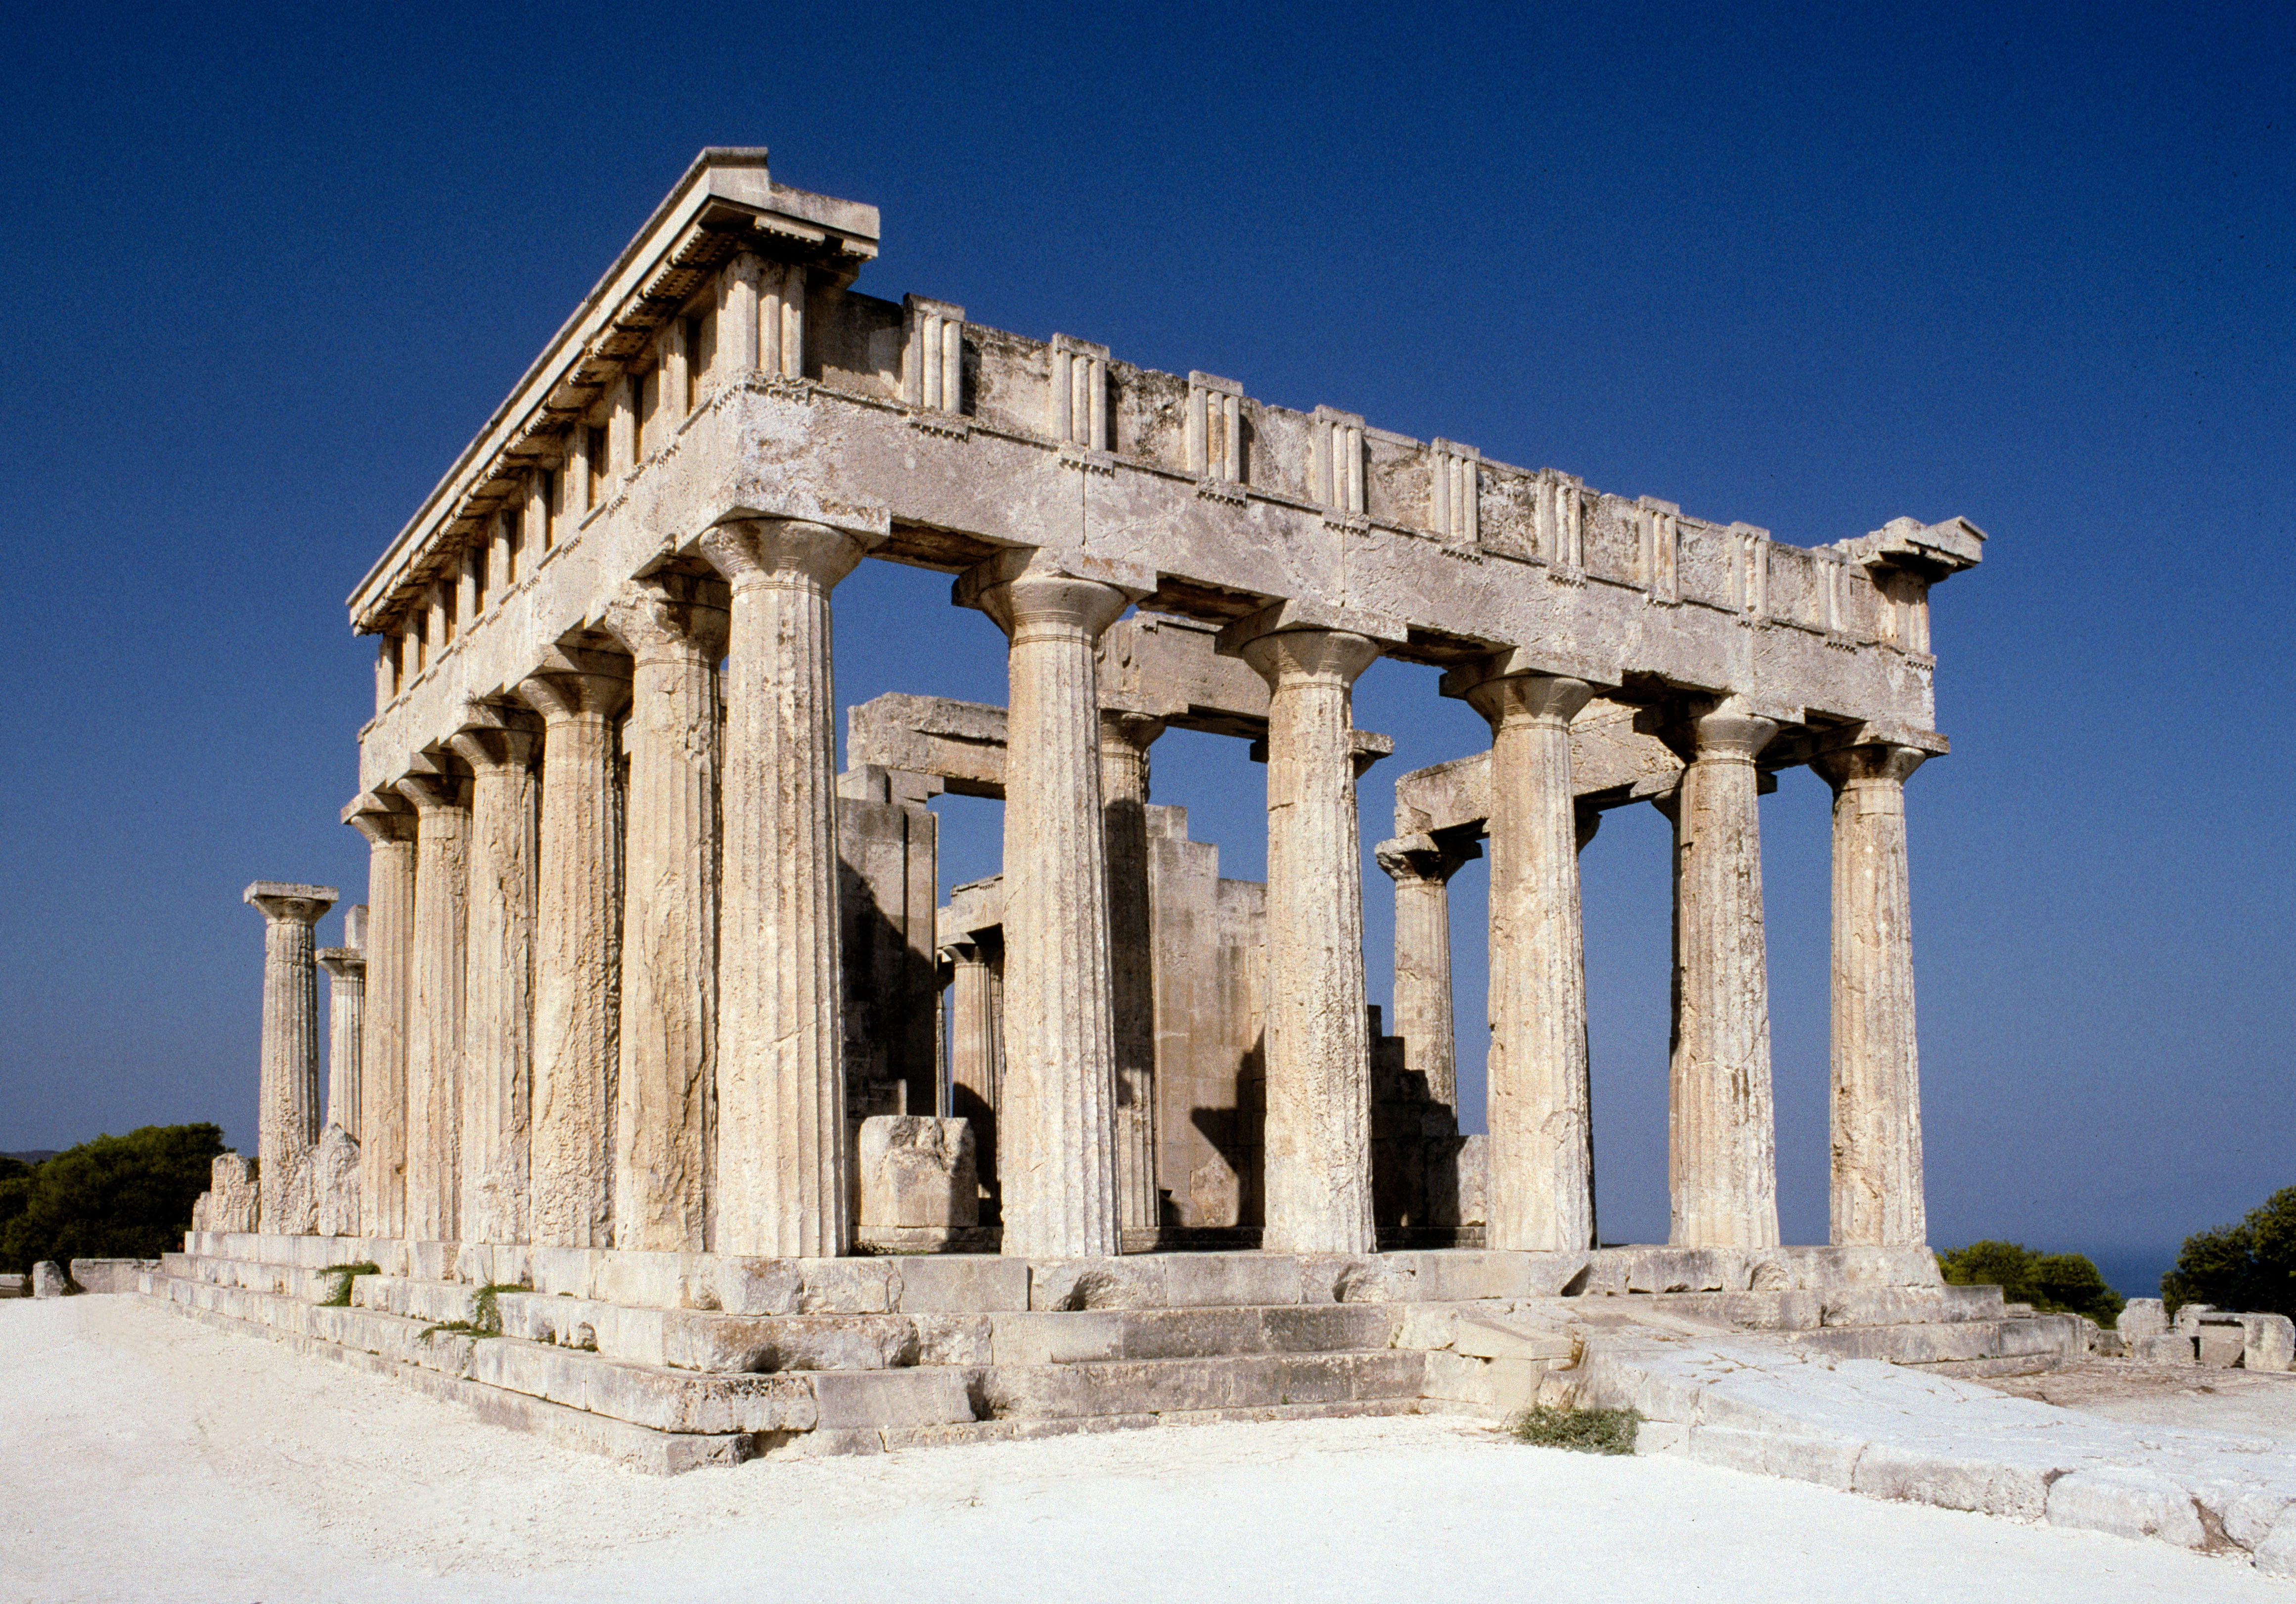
0 1124 225 1276
2162 1187 2296 1317
1936 1240 2125 1324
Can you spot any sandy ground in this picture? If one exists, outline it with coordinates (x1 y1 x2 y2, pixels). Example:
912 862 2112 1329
3 1298 2288 1603
1983 1359 2296 1438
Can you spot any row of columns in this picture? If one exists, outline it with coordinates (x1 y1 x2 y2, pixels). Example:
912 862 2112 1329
329 521 1923 1260
1381 673 1931 1250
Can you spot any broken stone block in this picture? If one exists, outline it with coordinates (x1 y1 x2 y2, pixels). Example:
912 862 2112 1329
31 1261 68 1298
192 1154 260 1234
312 1124 361 1238
2135 1330 2197 1364
2197 1320 2247 1368
857 1115 977 1230
2237 1312 2296 1373
0 1274 24 1298
1453 1133 1487 1229
2116 1297 2168 1342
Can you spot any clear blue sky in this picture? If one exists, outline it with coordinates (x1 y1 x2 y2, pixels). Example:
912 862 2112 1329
3 1 2288 1296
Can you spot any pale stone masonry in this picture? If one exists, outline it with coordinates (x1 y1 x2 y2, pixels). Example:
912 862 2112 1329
209 146 1978 1269
244 882 337 1233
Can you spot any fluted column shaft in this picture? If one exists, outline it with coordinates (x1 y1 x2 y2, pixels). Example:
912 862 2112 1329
517 652 630 1249
1374 833 1479 1112
1662 698 1781 1249
1237 626 1382 1255
348 804 415 1237
944 936 1001 1211
960 554 1136 1258
394 774 470 1243
317 944 365 1135
447 721 539 1246
1100 711 1166 1234
245 883 337 1231
1814 741 1929 1247
1465 671 1596 1251
601 579 727 1252
699 519 874 1257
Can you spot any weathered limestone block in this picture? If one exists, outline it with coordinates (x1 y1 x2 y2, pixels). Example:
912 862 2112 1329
31 1261 68 1298
2197 1319 2248 1368
67 1259 158 1294
2116 1297 2168 1341
0 1275 25 1298
2134 1331 2197 1364
193 1153 260 1234
313 1123 362 1238
857 1116 980 1230
2237 1313 2296 1372
1454 1132 1488 1228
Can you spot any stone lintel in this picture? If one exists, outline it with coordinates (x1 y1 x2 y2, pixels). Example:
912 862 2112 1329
1836 515 1986 575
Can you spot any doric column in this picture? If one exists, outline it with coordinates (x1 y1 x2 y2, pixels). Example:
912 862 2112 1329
1812 737 1933 1248
446 711 539 1247
345 793 415 1237
244 881 337 1232
1100 710 1167 1235
1657 696 1782 1249
955 548 1150 1258
942 933 1002 1215
698 517 879 1257
1218 602 1397 1255
515 646 631 1249
1373 831 1480 1112
599 576 728 1252
316 925 365 1136
393 768 470 1243
1457 665 1598 1251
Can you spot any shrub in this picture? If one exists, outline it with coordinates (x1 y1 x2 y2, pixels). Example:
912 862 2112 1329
0 1124 225 1275
1936 1240 2125 1325
1506 1405 1642 1455
2162 1187 2296 1317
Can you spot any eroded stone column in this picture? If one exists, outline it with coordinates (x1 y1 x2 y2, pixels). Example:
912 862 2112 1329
245 881 337 1233
600 577 727 1252
1373 832 1479 1112
1219 603 1393 1256
1812 738 1932 1248
516 648 630 1249
1461 668 1597 1252
345 794 415 1237
1100 710 1166 1236
1659 697 1781 1249
956 548 1148 1258
393 769 470 1243
699 518 877 1257
942 934 1001 1216
317 916 364 1136
447 711 539 1247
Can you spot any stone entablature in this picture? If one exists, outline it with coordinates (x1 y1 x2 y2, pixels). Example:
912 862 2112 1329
348 148 1979 792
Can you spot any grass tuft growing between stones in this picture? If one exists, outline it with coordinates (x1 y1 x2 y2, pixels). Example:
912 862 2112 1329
419 1283 524 1343
1506 1405 1642 1455
317 1262 381 1307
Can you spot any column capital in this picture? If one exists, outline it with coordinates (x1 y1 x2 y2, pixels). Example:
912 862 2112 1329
956 546 1151 642
1375 830 1481 886
696 516 881 593
1439 646 1612 706
1654 694 1782 766
317 946 366 980
244 882 339 925
1215 599 1401 692
447 702 540 772
343 790 414 847
1097 709 1167 753
515 643 632 723
1811 741 1930 792
392 766 469 812
599 573 732 662
1458 669 1593 734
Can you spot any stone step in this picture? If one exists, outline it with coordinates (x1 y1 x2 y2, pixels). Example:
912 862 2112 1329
349 1273 1401 1373
972 1349 1425 1422
1555 1283 2004 1334
1775 1313 2084 1366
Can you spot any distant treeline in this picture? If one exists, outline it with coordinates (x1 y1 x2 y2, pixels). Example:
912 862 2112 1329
2161 1186 2296 1318
0 1124 223 1276
1936 1241 2124 1324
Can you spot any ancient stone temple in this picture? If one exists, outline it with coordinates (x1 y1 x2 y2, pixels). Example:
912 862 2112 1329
157 148 2030 1472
